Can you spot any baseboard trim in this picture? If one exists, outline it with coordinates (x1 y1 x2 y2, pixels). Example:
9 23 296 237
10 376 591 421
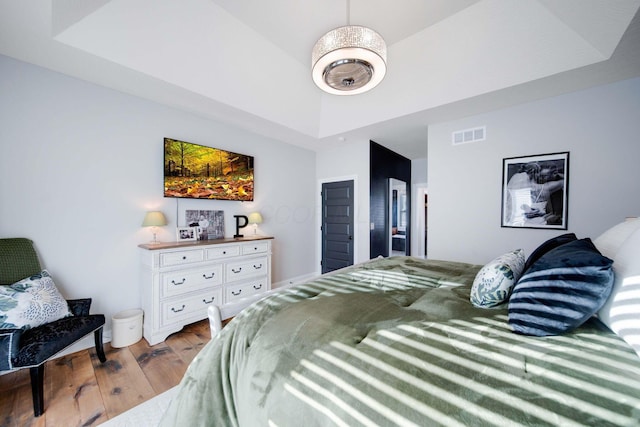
272 272 318 289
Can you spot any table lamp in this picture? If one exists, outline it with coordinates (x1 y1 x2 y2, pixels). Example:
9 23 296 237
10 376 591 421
247 212 263 235
142 211 167 244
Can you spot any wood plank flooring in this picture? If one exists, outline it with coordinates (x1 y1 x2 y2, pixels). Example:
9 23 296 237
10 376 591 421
0 319 212 427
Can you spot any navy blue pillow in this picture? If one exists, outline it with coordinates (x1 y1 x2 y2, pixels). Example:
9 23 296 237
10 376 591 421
508 238 614 336
523 233 577 272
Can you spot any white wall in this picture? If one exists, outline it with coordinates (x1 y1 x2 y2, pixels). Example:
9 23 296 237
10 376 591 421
0 55 317 333
427 77 640 264
316 140 370 267
411 157 428 184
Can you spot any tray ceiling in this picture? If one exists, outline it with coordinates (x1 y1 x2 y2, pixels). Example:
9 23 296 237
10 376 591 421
1 0 639 158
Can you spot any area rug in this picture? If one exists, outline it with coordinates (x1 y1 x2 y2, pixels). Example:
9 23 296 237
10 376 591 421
99 386 177 426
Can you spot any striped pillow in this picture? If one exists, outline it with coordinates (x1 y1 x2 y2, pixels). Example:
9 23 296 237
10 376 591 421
523 233 577 272
508 238 614 336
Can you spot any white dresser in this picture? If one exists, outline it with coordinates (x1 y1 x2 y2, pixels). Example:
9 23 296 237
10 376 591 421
139 236 273 345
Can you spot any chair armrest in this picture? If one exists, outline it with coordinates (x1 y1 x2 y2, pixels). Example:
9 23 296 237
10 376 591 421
0 329 22 371
67 298 92 316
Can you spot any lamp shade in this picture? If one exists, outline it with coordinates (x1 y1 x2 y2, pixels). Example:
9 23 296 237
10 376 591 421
248 212 263 224
141 211 167 227
312 25 387 95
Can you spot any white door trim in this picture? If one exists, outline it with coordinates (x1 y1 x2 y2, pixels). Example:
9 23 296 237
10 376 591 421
412 183 428 258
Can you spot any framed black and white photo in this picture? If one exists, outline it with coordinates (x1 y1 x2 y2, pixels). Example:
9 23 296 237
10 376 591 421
501 152 569 229
186 209 225 240
176 226 197 242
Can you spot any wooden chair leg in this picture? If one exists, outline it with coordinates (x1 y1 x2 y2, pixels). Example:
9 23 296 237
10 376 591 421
29 365 45 417
94 327 107 363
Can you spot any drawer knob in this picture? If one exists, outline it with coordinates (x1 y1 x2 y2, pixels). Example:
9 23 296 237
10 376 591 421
253 284 262 290
231 289 242 296
203 273 215 279
232 267 242 274
171 278 186 286
253 263 262 270
223 251 227 254
182 256 187 260
171 305 186 313
203 297 215 304
254 247 258 250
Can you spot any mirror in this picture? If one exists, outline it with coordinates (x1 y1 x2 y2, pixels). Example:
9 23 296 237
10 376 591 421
389 178 408 255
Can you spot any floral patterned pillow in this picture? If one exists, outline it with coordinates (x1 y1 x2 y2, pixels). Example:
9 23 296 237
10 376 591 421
0 270 72 329
470 249 525 308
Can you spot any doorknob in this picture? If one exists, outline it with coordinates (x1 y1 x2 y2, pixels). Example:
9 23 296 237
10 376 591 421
348 235 353 240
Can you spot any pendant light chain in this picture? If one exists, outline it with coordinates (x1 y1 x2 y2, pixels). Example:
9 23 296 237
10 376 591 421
346 0 350 25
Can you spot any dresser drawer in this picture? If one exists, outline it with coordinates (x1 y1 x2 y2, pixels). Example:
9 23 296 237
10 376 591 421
225 279 267 304
161 265 223 298
160 249 204 267
225 256 268 282
206 245 240 260
140 237 272 345
241 242 269 255
161 289 222 326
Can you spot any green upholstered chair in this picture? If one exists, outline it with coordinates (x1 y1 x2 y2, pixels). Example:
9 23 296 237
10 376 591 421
0 238 106 417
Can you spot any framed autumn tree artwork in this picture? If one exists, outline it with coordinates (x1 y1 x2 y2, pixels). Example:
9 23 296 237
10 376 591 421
164 138 254 201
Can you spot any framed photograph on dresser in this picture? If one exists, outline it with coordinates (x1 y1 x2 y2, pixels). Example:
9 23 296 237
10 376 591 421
501 152 569 229
186 210 224 240
176 227 197 242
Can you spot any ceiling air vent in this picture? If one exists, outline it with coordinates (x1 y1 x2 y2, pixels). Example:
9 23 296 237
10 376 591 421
452 126 486 145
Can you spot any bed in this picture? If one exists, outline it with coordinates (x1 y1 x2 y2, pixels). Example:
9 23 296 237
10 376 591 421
160 220 640 427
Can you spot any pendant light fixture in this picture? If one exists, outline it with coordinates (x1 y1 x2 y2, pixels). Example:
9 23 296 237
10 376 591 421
311 0 387 95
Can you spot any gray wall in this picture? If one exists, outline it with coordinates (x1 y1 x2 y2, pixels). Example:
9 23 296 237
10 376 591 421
0 55 317 333
427 77 640 264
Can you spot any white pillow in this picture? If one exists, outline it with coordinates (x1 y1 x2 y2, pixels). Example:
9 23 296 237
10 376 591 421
593 217 640 259
0 270 72 329
470 249 525 308
598 227 640 358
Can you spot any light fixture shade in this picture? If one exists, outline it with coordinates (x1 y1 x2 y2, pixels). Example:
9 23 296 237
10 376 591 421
312 25 387 95
141 211 167 227
248 212 263 224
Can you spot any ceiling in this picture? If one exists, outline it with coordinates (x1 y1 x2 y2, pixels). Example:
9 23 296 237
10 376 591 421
1 0 639 159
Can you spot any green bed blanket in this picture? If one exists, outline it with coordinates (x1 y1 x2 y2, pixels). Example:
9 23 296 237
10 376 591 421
160 256 640 426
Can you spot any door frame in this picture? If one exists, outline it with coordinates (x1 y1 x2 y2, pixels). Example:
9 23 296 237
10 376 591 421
317 175 358 276
412 183 428 258
388 178 408 255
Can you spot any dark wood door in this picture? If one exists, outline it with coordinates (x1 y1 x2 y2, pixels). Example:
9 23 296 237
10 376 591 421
321 180 354 274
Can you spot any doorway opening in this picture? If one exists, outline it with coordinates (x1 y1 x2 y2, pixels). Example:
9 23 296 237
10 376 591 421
413 184 428 258
389 178 408 256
